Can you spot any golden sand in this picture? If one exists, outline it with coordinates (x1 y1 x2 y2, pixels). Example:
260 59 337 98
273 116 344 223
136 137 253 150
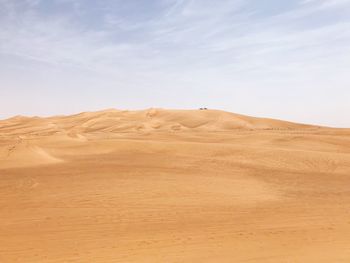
1 109 350 262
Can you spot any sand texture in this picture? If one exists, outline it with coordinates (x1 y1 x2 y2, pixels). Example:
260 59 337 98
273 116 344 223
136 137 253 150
1 109 350 262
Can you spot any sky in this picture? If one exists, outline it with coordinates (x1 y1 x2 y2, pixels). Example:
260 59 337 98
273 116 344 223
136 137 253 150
0 0 349 127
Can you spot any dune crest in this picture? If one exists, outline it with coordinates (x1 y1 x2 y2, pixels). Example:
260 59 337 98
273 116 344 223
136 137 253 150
0 108 317 138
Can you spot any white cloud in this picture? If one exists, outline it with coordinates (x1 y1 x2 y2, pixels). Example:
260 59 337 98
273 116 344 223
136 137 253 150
0 0 349 126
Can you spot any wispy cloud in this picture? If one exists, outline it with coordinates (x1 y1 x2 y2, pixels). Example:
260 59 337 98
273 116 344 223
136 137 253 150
0 0 349 126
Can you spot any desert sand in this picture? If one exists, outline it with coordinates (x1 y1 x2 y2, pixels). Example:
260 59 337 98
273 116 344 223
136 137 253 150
1 108 350 262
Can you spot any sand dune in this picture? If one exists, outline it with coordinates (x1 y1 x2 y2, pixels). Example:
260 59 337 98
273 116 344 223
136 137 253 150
0 109 349 262
0 108 316 136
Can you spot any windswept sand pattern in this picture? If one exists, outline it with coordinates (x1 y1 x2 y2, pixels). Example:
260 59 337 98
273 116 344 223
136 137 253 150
0 109 350 262
5 136 23 158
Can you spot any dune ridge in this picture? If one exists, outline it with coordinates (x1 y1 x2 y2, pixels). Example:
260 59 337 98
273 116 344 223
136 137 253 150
0 108 318 137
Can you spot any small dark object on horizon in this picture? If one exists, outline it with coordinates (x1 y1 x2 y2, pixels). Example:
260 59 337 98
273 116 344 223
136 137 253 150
199 108 208 110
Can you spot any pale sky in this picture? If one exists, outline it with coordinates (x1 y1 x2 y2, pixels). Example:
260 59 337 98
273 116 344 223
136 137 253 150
0 0 349 127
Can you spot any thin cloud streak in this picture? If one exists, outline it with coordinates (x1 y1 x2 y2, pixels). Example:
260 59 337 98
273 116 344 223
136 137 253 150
0 0 349 126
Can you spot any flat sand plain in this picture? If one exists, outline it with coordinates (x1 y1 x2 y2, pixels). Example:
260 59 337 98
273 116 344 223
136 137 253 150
1 109 350 262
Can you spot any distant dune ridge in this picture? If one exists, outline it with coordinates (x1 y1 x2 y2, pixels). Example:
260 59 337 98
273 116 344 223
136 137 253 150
1 108 350 262
0 108 317 136
0 108 316 167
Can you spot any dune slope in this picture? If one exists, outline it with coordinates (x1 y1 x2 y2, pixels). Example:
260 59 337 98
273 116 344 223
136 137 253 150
0 109 350 263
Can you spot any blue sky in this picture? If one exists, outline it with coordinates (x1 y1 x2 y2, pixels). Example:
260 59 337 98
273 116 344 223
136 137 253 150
0 0 349 127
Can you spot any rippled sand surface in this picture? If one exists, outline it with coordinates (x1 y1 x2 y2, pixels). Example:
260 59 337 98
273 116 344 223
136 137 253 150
1 109 350 262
